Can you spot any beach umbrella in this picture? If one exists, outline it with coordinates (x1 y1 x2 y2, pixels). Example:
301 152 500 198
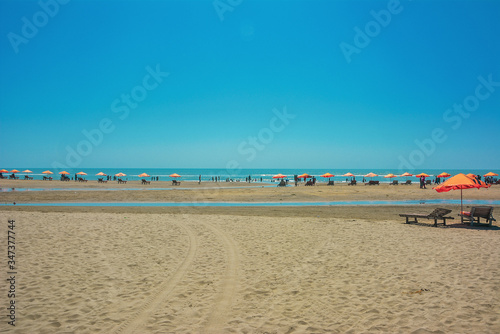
400 172 413 181
415 173 430 178
59 171 70 175
76 172 87 176
297 173 311 179
466 173 477 179
342 172 355 181
0 169 8 173
96 172 107 176
437 172 451 178
364 172 378 181
272 173 286 179
42 170 53 175
484 172 498 177
10 169 20 173
384 173 397 182
321 173 335 181
138 173 150 178
115 173 126 177
169 173 181 178
22 170 33 173
433 173 490 222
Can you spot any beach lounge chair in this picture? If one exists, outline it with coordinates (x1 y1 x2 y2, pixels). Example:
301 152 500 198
24 175 33 180
399 208 454 227
97 178 107 183
142 179 151 185
327 180 334 186
402 180 412 185
172 180 181 186
425 180 431 185
365 180 379 185
459 206 496 226
390 180 398 185
347 180 357 186
118 178 127 184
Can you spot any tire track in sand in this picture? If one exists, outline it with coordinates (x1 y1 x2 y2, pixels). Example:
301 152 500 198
113 221 198 334
201 221 240 334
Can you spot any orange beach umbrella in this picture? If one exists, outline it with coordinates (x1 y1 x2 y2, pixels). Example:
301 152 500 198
484 172 498 177
138 173 150 178
76 172 87 175
297 173 311 179
169 173 181 178
415 173 430 178
466 173 477 179
42 170 53 175
22 170 33 173
364 172 378 178
342 172 355 177
321 173 334 178
384 173 396 179
10 169 20 173
0 169 9 173
96 172 107 176
433 173 490 222
437 172 451 178
59 171 70 175
272 173 286 179
115 173 126 177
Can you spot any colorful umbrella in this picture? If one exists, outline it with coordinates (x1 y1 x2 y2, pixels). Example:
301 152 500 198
0 169 8 173
466 173 477 179
484 172 498 177
169 173 181 178
96 172 107 176
384 173 397 180
22 170 33 173
42 170 53 175
437 172 451 178
297 173 311 179
415 173 430 178
364 172 378 178
321 173 334 178
272 174 286 179
433 173 490 222
342 172 355 177
59 171 70 175
10 169 20 173
76 172 87 175
139 173 150 178
115 173 126 177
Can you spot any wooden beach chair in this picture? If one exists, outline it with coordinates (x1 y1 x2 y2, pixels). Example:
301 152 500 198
98 178 107 183
365 180 379 185
327 180 334 186
142 179 151 185
390 180 398 185
459 206 496 226
402 180 412 185
347 180 357 186
172 180 181 186
399 208 454 227
118 178 127 184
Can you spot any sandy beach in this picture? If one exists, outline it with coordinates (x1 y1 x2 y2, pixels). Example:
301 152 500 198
1 181 499 333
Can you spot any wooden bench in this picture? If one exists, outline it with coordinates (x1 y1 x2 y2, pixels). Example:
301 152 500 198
459 206 496 226
400 208 454 227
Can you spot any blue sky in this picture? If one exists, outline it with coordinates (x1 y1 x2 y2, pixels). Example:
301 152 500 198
0 0 499 170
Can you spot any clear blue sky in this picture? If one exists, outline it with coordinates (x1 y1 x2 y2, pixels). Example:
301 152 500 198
1 0 499 170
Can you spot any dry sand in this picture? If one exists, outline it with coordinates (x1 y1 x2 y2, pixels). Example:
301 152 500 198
0 181 499 333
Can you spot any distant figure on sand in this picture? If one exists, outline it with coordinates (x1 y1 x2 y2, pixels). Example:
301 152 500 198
420 176 426 189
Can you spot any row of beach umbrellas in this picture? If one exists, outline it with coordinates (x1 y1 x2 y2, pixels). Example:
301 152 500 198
270 171 500 180
0 169 182 178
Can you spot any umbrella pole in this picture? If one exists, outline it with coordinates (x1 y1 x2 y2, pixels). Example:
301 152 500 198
461 189 463 223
